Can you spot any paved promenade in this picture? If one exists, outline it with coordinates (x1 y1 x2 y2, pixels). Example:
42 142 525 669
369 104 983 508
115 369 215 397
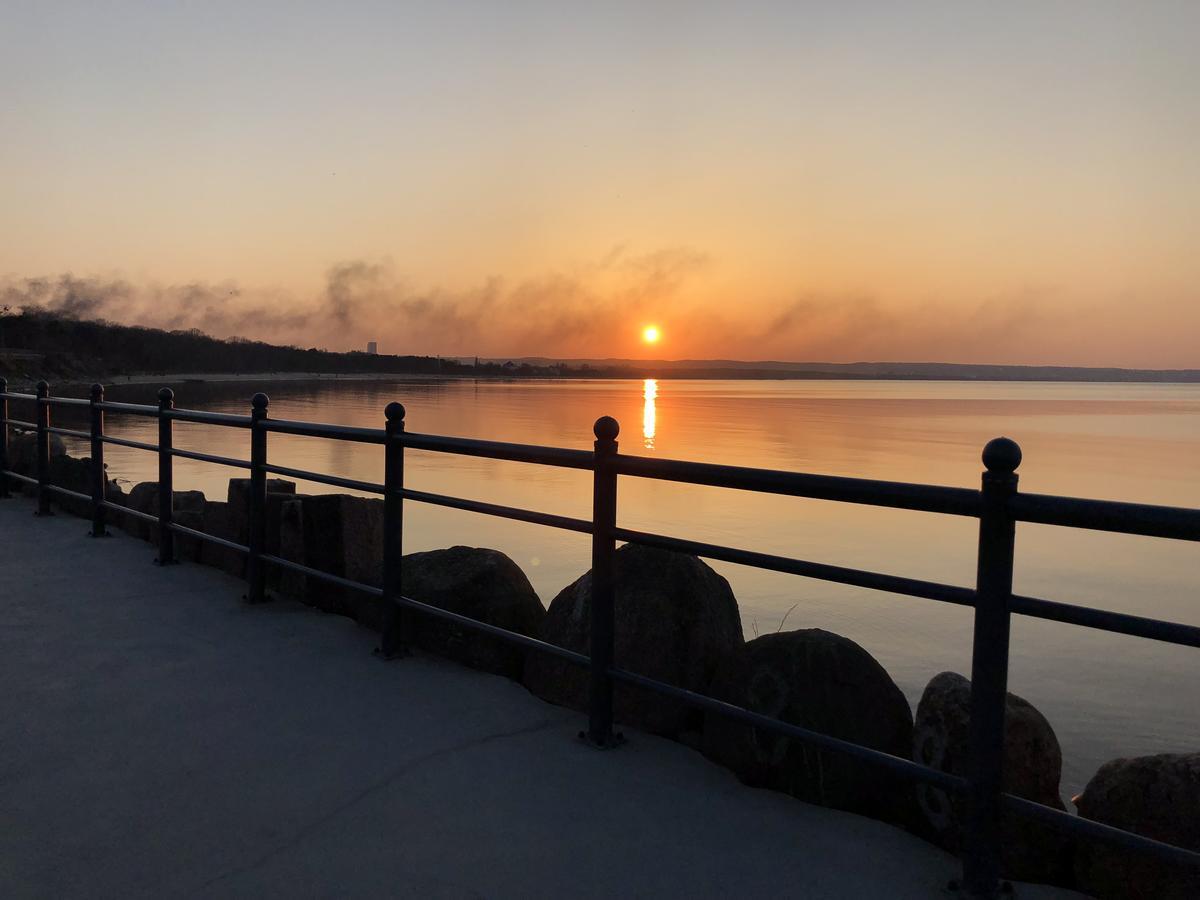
0 498 1078 898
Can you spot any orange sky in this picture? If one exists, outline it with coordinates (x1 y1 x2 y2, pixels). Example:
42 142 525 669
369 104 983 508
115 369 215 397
2 3 1198 366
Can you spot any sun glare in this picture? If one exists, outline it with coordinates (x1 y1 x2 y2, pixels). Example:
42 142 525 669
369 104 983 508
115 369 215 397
642 324 661 344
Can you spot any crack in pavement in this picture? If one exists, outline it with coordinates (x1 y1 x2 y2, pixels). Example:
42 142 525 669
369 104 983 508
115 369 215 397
192 717 558 895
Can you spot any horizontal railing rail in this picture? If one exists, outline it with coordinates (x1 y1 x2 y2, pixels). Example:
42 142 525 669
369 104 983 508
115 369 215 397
612 452 983 516
100 434 160 453
46 425 91 440
263 462 383 494
1010 491 1200 541
170 447 253 470
613 526 977 607
401 430 595 469
95 399 158 416
2 378 1197 897
401 487 595 535
265 417 385 444
40 396 89 408
1010 593 1200 648
168 408 253 428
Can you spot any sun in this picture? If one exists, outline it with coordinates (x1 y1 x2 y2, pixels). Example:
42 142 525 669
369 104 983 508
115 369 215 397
642 324 661 345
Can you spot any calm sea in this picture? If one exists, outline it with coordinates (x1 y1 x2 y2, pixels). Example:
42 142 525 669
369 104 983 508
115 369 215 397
55 377 1200 798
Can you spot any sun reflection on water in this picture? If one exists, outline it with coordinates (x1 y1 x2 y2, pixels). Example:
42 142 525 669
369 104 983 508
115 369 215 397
642 378 657 449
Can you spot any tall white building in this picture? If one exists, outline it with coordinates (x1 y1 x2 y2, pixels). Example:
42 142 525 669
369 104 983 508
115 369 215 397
367 341 378 355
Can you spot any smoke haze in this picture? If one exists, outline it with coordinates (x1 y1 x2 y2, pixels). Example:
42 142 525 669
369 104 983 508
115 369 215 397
2 250 1194 367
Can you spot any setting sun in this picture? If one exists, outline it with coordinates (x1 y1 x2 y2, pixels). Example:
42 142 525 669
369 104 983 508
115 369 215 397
642 325 661 345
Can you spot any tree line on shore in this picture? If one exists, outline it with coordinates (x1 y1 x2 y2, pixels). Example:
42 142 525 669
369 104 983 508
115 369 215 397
0 309 620 382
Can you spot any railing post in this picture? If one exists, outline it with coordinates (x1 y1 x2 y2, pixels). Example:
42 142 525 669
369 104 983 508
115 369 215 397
89 383 108 536
0 377 9 499
961 436 1021 898
585 415 622 748
35 380 51 516
156 388 176 563
245 392 270 603
378 402 408 658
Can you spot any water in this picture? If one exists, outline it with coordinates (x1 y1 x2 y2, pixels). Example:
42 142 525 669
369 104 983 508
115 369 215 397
51 377 1200 798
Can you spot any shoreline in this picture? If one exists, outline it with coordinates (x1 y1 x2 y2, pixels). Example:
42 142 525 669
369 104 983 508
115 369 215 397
9 369 1200 394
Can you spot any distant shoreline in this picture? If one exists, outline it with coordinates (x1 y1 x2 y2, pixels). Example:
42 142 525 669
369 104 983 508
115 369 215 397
5 312 1197 390
11 369 1200 395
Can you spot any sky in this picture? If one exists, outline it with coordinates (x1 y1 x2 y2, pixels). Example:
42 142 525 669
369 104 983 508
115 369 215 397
2 1 1198 366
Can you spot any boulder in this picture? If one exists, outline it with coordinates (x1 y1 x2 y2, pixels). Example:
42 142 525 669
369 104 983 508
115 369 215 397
295 493 383 620
401 546 545 678
226 477 296 542
105 479 126 508
174 508 206 562
121 482 206 543
523 544 743 737
1074 753 1200 899
275 498 307 600
261 491 305 591
912 671 1071 885
703 629 913 823
3 444 119 516
5 431 66 475
198 500 247 577
47 453 94 517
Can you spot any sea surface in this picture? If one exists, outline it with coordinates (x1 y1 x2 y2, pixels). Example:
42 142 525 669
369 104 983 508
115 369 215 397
49 377 1200 798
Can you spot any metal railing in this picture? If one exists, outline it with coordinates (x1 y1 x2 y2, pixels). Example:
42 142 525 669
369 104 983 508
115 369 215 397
1 376 1197 898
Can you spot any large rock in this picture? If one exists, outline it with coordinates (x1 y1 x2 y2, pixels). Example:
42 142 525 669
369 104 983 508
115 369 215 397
121 482 206 543
47 453 96 517
401 546 545 678
2 440 120 517
703 629 913 823
523 544 743 737
174 508 206 562
226 477 296 543
5 431 66 475
294 493 383 620
912 671 1071 885
1074 753 1200 899
275 498 307 600
199 500 247 577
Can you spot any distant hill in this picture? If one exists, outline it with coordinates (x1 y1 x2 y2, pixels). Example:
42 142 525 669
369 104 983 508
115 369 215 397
485 357 1200 383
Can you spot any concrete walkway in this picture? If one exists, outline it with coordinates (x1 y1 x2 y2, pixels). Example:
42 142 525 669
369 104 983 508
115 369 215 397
0 498 1078 899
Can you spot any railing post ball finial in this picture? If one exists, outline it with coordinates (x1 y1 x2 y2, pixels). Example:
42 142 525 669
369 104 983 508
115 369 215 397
36 380 49 395
385 401 406 422
982 437 1021 474
594 415 620 442
90 383 104 401
158 386 174 406
251 392 269 411
0 376 7 391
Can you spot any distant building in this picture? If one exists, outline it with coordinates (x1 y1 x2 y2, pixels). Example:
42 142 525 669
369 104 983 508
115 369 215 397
367 341 378 355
